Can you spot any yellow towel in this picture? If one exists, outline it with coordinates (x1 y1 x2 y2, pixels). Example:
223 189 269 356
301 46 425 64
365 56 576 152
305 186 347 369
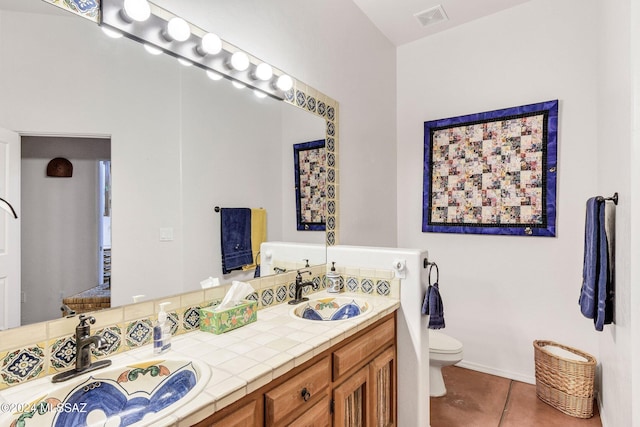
242 208 266 271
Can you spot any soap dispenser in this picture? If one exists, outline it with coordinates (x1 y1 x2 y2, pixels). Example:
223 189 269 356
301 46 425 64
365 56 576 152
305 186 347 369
153 302 172 354
327 262 342 293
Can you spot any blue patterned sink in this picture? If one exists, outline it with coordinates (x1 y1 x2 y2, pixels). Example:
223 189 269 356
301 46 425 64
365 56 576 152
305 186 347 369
292 297 370 321
3 358 210 427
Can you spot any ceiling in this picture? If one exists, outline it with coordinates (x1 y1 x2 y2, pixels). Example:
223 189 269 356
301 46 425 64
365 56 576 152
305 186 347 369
351 0 532 46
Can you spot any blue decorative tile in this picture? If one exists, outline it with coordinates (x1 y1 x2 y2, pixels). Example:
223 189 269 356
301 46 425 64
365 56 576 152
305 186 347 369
261 289 274 306
50 337 76 369
1 346 45 385
125 319 152 348
167 312 179 335
312 276 321 291
289 283 296 299
183 307 201 330
327 201 336 215
376 280 391 296
327 185 335 198
92 326 122 357
285 88 295 102
276 285 288 302
296 90 307 107
347 277 359 292
327 106 335 121
327 232 335 246
327 137 335 151
307 97 316 112
328 217 336 230
361 279 374 294
327 169 335 183
247 292 259 302
327 153 335 168
327 122 335 136
318 102 326 116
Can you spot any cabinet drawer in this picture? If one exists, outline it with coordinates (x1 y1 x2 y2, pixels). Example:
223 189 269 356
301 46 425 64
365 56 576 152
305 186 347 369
265 357 331 426
285 395 331 427
333 317 394 380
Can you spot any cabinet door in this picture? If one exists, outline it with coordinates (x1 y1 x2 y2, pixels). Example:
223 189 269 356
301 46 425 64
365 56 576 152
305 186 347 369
333 365 369 427
205 399 260 427
369 346 396 427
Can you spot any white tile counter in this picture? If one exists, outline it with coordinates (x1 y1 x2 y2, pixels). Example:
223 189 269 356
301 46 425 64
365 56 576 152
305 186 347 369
0 291 399 426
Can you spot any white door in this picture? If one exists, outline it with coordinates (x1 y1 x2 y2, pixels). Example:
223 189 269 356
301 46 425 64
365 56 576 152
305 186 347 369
0 127 20 330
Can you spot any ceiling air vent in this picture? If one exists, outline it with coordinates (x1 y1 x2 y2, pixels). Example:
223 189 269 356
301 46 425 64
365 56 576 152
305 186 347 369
414 5 448 27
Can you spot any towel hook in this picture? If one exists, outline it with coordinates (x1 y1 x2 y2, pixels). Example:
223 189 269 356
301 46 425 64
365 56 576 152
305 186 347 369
428 262 439 286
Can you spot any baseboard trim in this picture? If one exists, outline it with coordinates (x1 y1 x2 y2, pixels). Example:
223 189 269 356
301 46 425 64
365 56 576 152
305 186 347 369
455 360 536 385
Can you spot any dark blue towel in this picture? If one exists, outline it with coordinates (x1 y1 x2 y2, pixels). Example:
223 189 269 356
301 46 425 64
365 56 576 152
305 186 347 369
422 283 445 329
579 197 613 331
220 208 253 274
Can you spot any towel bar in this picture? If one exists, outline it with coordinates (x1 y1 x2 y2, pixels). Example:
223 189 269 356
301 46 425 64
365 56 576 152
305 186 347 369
214 206 263 212
597 192 618 205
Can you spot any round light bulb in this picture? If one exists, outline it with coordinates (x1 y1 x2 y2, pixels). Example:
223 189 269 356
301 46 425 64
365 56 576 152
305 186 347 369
232 81 246 89
144 43 162 55
206 70 223 81
254 63 273 81
101 27 123 39
121 0 151 22
178 58 193 67
276 74 293 91
229 52 250 71
198 33 222 56
165 17 191 42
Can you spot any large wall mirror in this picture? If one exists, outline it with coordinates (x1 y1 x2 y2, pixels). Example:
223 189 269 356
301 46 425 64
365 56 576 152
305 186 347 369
0 0 333 328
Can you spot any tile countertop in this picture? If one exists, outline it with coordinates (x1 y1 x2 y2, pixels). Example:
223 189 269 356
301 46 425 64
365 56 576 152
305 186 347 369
0 291 399 427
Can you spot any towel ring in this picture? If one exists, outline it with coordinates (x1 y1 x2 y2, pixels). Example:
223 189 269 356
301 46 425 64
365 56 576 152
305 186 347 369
428 262 439 286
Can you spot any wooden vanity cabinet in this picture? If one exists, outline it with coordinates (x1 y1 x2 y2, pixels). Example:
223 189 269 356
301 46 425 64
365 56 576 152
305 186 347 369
194 313 396 427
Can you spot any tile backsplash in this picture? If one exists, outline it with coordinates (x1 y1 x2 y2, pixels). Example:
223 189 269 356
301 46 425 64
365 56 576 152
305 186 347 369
0 265 398 390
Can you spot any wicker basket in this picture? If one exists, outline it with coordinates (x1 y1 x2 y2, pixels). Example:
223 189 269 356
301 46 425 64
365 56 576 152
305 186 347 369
533 340 596 418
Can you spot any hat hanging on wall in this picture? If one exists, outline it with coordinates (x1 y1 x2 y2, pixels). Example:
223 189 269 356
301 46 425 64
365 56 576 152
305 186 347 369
46 157 73 177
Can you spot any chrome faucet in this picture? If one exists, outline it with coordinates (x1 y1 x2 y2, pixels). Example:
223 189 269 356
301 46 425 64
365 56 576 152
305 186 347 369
288 269 314 305
52 315 112 383
273 266 287 274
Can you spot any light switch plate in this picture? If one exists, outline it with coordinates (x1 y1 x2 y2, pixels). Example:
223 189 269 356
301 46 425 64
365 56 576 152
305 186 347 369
160 227 174 241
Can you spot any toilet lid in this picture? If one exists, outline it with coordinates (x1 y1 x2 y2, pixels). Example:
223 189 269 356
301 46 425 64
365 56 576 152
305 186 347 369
429 330 463 354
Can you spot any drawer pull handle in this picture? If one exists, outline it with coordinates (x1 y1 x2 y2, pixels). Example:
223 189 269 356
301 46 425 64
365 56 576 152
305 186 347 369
301 387 311 402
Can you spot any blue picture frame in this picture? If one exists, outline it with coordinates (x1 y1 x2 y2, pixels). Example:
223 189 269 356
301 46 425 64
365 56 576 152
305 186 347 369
422 100 558 237
294 139 326 231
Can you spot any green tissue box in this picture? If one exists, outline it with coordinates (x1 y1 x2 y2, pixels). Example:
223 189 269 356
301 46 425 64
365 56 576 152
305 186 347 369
199 300 257 334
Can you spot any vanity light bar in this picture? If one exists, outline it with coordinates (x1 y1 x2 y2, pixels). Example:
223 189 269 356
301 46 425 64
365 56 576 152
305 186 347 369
100 0 290 101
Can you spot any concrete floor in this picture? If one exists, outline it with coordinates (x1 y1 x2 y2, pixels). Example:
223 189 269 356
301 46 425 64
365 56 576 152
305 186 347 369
430 366 602 427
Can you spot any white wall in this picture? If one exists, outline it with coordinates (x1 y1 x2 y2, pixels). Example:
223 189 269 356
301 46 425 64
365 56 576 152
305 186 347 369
630 1 640 423
596 0 634 426
397 0 601 387
154 0 399 247
21 137 109 324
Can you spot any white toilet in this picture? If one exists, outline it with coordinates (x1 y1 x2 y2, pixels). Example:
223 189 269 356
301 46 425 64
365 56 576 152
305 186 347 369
429 330 464 397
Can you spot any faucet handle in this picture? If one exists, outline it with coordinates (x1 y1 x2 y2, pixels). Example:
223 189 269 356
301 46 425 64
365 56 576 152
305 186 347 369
297 268 312 276
78 314 96 326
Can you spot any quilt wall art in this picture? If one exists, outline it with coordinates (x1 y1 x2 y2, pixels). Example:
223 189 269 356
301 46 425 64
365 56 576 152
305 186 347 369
294 139 326 231
422 100 558 237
